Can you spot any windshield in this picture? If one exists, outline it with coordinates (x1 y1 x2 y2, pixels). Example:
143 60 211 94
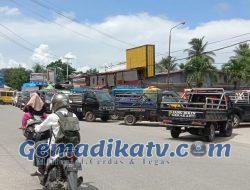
95 91 112 102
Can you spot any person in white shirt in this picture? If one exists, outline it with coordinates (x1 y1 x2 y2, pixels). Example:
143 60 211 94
31 93 76 176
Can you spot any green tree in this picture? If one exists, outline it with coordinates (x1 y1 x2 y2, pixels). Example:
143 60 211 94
32 63 46 73
47 59 76 82
158 57 178 88
86 68 99 74
185 56 217 87
4 67 30 90
222 43 250 89
184 37 216 87
184 36 215 62
179 63 185 69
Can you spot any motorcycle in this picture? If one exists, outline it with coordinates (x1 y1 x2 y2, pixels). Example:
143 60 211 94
21 116 83 189
38 150 83 190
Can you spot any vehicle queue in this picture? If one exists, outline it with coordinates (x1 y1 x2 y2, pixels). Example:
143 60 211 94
2 85 250 142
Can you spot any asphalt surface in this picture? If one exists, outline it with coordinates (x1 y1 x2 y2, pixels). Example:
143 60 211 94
0 105 250 190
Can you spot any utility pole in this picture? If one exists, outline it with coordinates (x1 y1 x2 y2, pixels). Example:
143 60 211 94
167 21 185 89
64 57 73 83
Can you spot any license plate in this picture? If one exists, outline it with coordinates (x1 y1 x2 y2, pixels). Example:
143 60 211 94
168 110 196 118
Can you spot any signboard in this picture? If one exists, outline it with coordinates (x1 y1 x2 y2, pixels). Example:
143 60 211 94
47 70 55 83
126 44 155 78
30 73 46 82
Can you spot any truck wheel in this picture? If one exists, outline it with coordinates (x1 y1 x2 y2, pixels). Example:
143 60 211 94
233 114 240 128
101 116 109 122
170 128 181 138
204 123 215 142
85 111 96 122
124 115 136 125
219 120 233 137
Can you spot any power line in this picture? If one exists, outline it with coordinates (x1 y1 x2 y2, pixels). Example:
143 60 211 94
10 0 125 50
156 32 250 57
174 40 250 61
29 0 136 47
0 22 59 59
0 30 35 53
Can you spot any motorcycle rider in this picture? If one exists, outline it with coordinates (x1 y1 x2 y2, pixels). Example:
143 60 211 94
21 92 47 129
31 93 79 176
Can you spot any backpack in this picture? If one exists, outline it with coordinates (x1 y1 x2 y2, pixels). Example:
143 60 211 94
55 111 81 145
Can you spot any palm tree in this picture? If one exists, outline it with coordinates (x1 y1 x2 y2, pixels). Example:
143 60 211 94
222 59 245 89
184 37 216 87
158 57 178 88
158 57 178 71
185 37 215 63
185 56 217 87
222 43 250 89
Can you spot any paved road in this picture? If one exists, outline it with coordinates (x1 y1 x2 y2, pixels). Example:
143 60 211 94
0 105 250 190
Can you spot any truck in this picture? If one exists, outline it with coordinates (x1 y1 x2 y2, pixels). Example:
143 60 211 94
116 89 184 125
69 89 115 122
227 90 250 127
161 88 234 142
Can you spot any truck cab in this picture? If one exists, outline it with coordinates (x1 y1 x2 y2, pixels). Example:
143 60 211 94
69 89 115 122
227 90 250 127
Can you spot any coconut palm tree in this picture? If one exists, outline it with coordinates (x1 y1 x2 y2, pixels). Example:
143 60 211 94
222 43 250 89
185 37 215 63
158 57 178 88
158 57 178 71
185 56 217 87
184 37 216 87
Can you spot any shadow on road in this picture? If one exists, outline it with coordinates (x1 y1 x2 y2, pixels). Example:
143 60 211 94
119 122 165 128
236 123 250 129
35 182 99 190
79 182 99 190
165 132 238 143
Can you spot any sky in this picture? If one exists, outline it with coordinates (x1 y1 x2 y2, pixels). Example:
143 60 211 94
0 0 249 72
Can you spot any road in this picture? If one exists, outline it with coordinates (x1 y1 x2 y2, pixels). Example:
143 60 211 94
0 105 250 190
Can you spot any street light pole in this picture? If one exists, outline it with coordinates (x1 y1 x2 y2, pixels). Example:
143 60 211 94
167 21 185 89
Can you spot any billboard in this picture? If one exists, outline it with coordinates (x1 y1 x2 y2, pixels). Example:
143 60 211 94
30 73 46 82
126 44 155 78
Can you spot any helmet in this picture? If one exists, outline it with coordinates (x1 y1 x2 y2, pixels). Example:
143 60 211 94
51 93 69 112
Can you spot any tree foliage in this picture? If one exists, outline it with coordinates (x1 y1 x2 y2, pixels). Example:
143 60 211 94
86 68 99 74
184 56 217 87
46 59 76 82
32 63 46 73
222 43 250 88
184 37 216 87
158 57 178 72
4 67 30 90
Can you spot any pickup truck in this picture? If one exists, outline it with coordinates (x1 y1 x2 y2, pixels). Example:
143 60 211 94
116 90 184 125
227 90 250 127
161 88 234 142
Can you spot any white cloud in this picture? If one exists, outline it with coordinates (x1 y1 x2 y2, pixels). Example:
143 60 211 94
0 6 20 16
31 44 54 65
0 13 249 71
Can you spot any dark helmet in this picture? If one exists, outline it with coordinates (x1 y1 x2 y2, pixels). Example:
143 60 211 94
51 93 69 112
